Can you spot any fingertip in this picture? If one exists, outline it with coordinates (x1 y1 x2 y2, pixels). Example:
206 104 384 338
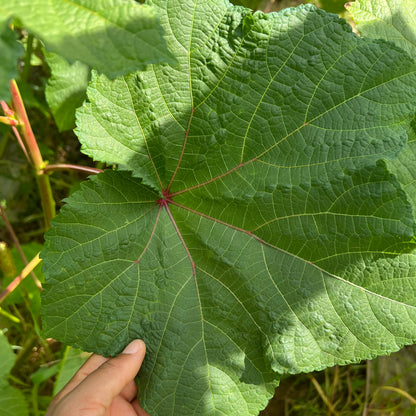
67 340 146 406
122 339 146 355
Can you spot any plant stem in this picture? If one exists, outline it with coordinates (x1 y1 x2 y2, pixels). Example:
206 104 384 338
380 386 416 405
308 374 337 416
12 332 38 376
8 80 56 228
11 304 27 330
0 253 42 304
0 205 42 288
362 360 372 416
32 384 40 416
22 34 34 82
0 307 20 324
42 164 104 175
11 125 31 163
10 80 43 169
36 174 56 230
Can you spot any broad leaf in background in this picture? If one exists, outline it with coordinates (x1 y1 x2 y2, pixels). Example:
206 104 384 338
45 53 90 132
347 0 416 60
0 331 29 416
0 17 23 100
53 347 89 395
42 1 416 415
347 0 416 212
0 0 174 78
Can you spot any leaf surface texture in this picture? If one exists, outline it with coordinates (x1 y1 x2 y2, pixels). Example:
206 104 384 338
42 2 416 415
0 0 174 77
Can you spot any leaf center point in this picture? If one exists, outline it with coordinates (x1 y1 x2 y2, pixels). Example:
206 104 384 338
158 190 173 207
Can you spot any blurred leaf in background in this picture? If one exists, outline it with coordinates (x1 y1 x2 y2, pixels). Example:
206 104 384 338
45 53 90 132
0 0 174 78
53 347 89 395
0 330 29 416
0 17 24 101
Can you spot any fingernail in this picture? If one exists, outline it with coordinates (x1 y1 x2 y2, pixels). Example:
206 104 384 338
122 339 142 354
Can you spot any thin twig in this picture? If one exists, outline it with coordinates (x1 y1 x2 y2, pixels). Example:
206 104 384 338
11 125 31 163
9 81 56 228
22 34 34 82
1 100 30 162
1 100 14 116
0 205 42 289
10 80 43 169
362 360 372 416
41 164 103 175
330 366 340 405
308 374 337 416
0 307 20 324
380 386 416 405
0 253 42 304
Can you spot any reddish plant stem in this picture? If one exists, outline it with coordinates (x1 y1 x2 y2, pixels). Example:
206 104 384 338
41 164 104 175
0 253 41 305
11 125 31 163
9 80 43 169
0 206 42 289
7 80 56 229
1 100 13 116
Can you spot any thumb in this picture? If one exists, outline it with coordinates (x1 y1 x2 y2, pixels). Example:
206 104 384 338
70 339 146 407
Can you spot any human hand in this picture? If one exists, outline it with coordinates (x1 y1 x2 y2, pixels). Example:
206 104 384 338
46 339 149 416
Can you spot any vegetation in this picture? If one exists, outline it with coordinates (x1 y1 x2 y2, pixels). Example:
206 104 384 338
1 0 416 415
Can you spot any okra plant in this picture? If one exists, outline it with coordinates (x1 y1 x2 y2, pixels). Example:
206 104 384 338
1 0 416 415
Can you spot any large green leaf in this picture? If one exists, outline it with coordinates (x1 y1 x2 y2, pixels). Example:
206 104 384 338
347 0 416 212
0 331 14 381
53 347 89 395
0 332 29 416
45 52 90 132
347 0 416 60
0 0 174 78
0 17 23 100
42 2 416 415
0 386 29 416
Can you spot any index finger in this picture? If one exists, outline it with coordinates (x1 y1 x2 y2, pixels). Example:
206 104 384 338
69 340 146 407
54 352 108 400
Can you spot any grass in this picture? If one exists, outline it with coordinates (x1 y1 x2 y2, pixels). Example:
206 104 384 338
261 347 416 415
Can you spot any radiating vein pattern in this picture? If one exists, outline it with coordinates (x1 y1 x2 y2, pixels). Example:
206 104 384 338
43 1 416 416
